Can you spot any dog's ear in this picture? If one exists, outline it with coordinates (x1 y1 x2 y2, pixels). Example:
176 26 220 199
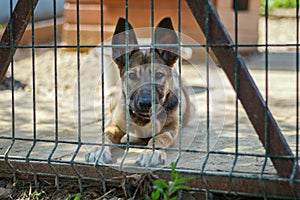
154 17 178 67
112 18 139 68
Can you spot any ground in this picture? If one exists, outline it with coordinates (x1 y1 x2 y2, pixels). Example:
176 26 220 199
0 10 299 199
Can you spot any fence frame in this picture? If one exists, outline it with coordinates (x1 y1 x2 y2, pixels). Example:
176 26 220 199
0 0 299 198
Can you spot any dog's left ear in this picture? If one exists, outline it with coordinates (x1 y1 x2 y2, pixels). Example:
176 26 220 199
154 17 178 67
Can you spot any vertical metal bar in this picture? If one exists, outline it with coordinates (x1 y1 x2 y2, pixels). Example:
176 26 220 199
4 0 15 157
205 0 210 160
119 0 130 169
100 0 105 166
264 0 270 159
201 0 211 197
93 0 108 193
70 0 83 192
31 0 37 153
97 0 108 193
229 0 239 194
175 0 183 166
9 0 15 151
291 0 300 196
53 0 59 157
259 0 269 198
48 0 60 190
185 0 300 179
4 0 17 182
150 0 156 167
26 0 37 159
94 0 106 167
75 0 81 145
296 0 300 179
234 0 239 162
26 0 39 188
18 0 36 162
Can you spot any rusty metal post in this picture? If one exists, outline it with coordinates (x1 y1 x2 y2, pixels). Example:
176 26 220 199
0 0 39 82
185 0 300 179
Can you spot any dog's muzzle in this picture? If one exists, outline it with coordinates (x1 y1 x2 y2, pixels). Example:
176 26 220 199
136 91 152 113
129 84 168 133
130 85 164 117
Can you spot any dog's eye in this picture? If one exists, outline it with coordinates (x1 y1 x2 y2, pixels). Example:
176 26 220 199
155 72 164 79
129 72 137 80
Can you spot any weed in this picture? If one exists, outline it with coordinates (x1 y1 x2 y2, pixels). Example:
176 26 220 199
145 162 194 200
33 190 46 199
65 193 82 200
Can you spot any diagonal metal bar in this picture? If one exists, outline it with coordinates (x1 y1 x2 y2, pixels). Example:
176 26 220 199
0 0 39 82
185 0 300 179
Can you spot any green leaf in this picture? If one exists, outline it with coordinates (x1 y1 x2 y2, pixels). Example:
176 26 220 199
173 172 179 181
169 187 178 196
169 185 192 196
169 197 177 200
171 162 175 171
169 184 193 196
163 193 169 200
34 191 43 197
169 188 177 196
153 185 164 193
174 176 195 185
151 189 161 200
145 194 151 200
66 193 81 200
171 162 178 180
74 193 81 200
154 180 168 189
65 195 72 200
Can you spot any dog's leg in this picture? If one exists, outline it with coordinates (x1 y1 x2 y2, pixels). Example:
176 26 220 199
136 125 178 167
85 124 125 164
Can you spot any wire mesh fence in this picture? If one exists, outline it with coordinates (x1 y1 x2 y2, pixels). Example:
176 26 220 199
0 0 299 199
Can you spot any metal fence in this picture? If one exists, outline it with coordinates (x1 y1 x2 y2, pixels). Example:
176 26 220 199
0 0 299 199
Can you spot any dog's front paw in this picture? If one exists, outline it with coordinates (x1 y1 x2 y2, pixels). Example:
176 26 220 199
136 150 166 167
85 147 112 164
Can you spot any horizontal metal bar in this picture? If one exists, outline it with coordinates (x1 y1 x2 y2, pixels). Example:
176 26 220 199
2 43 300 50
2 136 299 161
1 137 298 160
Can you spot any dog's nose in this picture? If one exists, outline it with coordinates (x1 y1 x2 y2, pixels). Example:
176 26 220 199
137 97 152 111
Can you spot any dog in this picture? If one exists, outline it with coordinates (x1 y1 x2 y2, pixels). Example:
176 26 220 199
85 17 193 167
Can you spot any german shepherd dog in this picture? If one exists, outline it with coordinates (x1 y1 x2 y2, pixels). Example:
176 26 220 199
85 17 193 167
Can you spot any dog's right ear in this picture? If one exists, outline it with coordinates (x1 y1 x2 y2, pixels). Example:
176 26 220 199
112 18 139 68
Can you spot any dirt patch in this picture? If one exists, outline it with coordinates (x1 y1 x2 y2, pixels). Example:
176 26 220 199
0 176 263 200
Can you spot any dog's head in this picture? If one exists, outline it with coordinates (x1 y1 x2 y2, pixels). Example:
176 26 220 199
111 17 179 126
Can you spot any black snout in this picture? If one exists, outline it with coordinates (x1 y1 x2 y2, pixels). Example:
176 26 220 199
136 87 152 112
137 97 152 112
131 84 163 114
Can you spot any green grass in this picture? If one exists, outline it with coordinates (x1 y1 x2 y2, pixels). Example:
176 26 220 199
261 0 297 9
260 0 297 15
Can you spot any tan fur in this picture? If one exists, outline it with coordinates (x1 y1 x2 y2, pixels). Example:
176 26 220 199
85 17 193 167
